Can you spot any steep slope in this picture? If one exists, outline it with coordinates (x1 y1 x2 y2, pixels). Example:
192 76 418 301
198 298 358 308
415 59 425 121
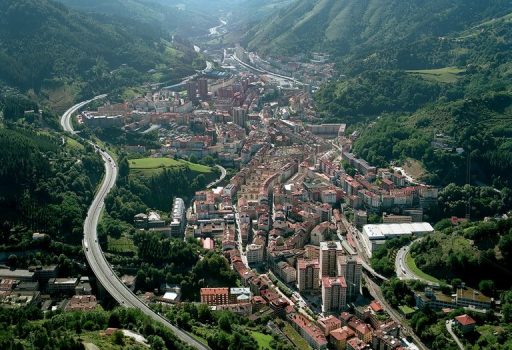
57 0 216 37
0 0 200 99
246 0 512 55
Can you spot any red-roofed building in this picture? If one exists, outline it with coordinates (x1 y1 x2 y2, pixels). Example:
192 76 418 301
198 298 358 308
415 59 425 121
348 318 373 343
454 314 476 333
347 337 370 350
370 300 384 313
329 326 355 350
322 276 347 312
318 315 342 336
287 313 328 350
200 288 229 306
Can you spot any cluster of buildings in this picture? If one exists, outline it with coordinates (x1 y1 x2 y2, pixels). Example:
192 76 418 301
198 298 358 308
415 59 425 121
285 303 403 350
133 197 186 238
0 266 96 312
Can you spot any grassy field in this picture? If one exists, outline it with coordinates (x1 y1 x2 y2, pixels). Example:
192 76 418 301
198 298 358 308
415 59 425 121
81 331 146 350
65 137 84 151
129 157 213 177
406 67 466 83
107 236 136 254
398 305 416 317
405 252 441 284
251 331 273 350
282 323 312 350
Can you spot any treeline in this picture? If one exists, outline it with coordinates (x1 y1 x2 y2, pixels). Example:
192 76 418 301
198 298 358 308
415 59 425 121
315 70 458 124
133 235 238 300
351 91 512 187
156 302 293 350
411 217 512 289
0 0 203 100
0 126 103 248
0 305 195 350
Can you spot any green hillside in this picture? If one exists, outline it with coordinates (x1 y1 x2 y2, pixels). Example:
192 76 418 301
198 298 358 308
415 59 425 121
0 0 202 104
245 0 512 55
57 0 217 37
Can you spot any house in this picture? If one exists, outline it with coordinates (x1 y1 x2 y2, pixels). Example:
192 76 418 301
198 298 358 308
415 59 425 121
454 314 476 333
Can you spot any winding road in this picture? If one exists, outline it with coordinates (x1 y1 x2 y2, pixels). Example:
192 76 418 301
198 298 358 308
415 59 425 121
61 96 210 350
395 239 440 286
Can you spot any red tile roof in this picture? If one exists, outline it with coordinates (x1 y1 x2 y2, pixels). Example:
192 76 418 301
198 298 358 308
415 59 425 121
455 314 476 326
370 300 384 313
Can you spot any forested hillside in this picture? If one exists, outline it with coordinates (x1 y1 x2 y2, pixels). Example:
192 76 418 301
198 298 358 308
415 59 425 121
245 0 512 56
57 0 216 37
0 0 203 104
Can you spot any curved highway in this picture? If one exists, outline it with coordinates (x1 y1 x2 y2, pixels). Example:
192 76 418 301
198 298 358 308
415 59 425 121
61 97 210 350
395 239 440 286
206 165 227 189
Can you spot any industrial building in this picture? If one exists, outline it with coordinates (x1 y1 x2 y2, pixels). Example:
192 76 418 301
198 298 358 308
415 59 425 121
361 223 434 257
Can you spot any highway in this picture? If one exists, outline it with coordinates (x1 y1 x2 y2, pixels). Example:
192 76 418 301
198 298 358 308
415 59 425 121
206 165 227 189
61 97 210 350
395 239 440 286
232 52 304 86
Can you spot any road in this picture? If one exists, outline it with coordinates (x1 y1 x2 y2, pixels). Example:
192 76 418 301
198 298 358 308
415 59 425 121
233 205 249 267
206 165 227 189
364 275 429 350
61 97 210 350
232 52 303 86
446 320 465 350
395 240 440 286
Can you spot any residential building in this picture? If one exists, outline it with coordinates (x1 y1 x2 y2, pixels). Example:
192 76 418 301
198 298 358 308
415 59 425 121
347 337 371 350
297 259 320 292
198 78 208 99
47 278 79 295
454 314 476 333
229 288 252 304
187 81 197 101
320 241 343 277
288 312 328 350
329 326 355 350
348 318 373 343
200 288 229 306
318 315 342 336
276 261 297 284
65 295 97 312
170 197 186 237
337 255 362 302
246 243 264 264
371 330 401 350
322 276 347 313
233 107 248 128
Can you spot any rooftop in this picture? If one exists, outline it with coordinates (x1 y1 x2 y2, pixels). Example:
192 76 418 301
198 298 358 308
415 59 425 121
363 222 434 239
455 314 476 326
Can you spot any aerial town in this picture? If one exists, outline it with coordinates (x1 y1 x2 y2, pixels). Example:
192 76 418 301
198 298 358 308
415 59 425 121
1 41 500 350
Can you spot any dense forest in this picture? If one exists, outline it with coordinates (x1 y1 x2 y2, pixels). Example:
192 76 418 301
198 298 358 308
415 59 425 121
0 305 196 350
410 217 512 289
245 0 512 56
0 124 103 247
0 0 204 105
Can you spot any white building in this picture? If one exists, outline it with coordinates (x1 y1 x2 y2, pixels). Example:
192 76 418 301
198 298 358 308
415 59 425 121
361 223 434 257
246 243 264 264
